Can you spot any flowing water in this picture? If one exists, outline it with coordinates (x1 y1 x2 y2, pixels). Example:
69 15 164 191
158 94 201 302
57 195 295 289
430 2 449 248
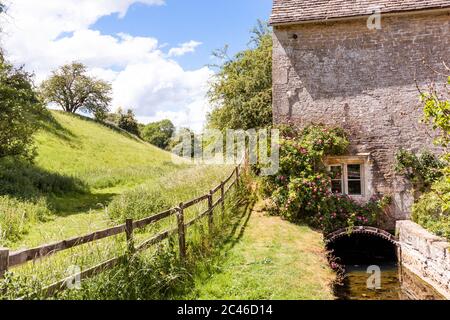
334 263 445 300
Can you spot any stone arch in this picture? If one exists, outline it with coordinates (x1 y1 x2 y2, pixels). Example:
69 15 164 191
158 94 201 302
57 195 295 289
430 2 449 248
325 226 398 246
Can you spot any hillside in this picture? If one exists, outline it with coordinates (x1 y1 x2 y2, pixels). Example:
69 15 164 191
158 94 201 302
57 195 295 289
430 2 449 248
0 111 231 248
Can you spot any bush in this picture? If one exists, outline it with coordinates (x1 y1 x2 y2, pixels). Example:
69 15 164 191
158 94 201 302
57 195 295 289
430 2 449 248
0 196 50 244
141 120 175 150
314 195 391 234
262 124 389 233
412 177 450 240
0 54 46 160
117 109 140 136
395 149 445 192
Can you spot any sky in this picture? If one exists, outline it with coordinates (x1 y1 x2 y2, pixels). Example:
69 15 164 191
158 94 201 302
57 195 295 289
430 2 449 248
0 0 272 132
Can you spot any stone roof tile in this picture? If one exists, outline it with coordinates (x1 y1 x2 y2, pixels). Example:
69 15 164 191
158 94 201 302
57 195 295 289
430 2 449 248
270 0 450 25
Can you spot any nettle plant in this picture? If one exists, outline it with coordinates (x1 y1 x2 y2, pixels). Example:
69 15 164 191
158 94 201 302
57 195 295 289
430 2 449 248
262 124 390 234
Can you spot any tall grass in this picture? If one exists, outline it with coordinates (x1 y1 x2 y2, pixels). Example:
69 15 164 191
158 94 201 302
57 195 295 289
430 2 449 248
108 166 231 222
0 196 51 245
0 172 254 300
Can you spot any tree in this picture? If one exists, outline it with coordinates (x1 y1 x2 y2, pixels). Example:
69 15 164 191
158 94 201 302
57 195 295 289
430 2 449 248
0 54 45 159
40 62 112 120
207 21 273 131
118 109 140 136
141 119 175 149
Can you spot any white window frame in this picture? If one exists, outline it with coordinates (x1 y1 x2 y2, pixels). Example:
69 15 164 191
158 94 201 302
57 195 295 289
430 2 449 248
328 162 365 197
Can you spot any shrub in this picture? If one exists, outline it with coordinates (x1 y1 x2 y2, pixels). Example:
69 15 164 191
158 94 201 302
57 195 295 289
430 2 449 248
117 109 140 136
141 119 175 150
314 195 392 234
395 149 445 192
412 177 450 240
263 124 389 233
0 54 46 160
396 73 450 239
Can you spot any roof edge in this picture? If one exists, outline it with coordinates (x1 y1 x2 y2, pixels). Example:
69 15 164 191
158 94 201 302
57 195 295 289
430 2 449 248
269 6 450 26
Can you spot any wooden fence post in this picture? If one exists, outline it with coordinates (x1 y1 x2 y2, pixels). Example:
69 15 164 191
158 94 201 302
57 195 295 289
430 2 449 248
125 219 135 254
208 191 214 233
0 248 9 278
177 204 186 262
220 181 225 218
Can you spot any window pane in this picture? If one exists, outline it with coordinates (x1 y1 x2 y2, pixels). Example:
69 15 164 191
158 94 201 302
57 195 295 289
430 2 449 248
330 166 342 179
347 164 361 180
348 180 362 195
331 180 343 194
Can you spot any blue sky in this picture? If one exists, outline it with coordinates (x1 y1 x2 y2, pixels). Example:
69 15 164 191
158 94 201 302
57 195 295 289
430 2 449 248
3 0 273 131
93 0 273 70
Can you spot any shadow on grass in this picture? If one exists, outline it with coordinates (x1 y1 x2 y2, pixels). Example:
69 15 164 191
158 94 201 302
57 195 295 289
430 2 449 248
0 157 86 200
0 157 118 217
38 110 77 143
48 192 117 216
222 196 255 250
166 188 257 299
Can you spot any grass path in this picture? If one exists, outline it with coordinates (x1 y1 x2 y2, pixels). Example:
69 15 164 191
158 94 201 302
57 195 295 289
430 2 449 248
188 200 335 300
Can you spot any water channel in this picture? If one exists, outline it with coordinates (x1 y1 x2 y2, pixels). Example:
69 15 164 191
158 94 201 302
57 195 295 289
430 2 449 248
328 233 445 300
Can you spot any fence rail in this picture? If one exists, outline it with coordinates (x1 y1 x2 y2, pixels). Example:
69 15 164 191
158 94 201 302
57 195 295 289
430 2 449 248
0 163 245 296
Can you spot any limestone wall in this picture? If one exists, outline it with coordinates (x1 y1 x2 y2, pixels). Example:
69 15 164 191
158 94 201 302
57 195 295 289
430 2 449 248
396 220 450 299
273 11 450 221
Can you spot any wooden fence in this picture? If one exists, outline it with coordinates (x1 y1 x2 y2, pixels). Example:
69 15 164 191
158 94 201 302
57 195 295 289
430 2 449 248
0 164 243 296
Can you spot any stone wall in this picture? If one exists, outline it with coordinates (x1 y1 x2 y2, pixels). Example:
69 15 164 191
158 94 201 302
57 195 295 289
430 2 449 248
272 11 450 222
396 220 450 299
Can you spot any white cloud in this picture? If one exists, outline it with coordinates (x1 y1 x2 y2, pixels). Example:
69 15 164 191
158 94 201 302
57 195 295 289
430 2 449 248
1 0 212 132
168 40 202 57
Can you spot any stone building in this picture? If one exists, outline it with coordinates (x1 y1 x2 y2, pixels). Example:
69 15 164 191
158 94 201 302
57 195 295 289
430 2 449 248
270 0 450 226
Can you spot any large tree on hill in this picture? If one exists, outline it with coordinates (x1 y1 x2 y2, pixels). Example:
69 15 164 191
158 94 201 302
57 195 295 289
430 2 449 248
40 62 112 119
207 21 273 131
142 119 175 150
0 54 46 159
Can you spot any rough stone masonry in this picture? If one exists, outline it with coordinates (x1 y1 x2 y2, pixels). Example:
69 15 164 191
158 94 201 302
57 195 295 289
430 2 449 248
271 9 450 225
397 220 450 299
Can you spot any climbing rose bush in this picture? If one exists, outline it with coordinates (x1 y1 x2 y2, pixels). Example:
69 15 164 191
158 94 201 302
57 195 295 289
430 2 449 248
262 124 391 234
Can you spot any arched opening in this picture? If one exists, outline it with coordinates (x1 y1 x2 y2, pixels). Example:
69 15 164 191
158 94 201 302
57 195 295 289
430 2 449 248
326 229 401 300
327 233 398 265
326 228 444 300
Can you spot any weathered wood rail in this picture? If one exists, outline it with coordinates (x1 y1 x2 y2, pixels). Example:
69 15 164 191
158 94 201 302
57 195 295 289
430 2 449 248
0 164 244 296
